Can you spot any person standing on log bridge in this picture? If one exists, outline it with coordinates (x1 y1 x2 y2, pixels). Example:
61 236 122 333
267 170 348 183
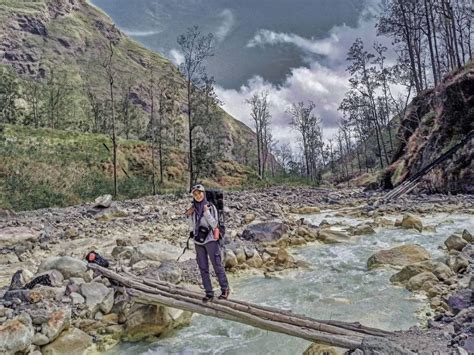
185 184 230 302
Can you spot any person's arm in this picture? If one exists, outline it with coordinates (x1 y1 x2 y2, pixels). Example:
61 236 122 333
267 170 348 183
203 205 218 230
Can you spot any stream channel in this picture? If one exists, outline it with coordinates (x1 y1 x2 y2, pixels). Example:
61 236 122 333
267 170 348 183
111 212 473 355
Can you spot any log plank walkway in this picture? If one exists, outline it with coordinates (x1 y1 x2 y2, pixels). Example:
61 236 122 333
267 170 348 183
89 264 397 351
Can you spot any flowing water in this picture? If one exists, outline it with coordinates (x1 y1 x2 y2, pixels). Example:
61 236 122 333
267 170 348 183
111 212 473 355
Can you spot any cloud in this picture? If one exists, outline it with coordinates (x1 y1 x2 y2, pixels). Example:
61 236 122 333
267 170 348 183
168 48 184 66
121 28 162 37
215 9 235 42
216 2 398 148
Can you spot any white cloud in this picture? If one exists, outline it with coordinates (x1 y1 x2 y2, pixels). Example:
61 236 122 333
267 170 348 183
168 48 184 66
122 28 161 37
216 3 398 148
215 9 235 42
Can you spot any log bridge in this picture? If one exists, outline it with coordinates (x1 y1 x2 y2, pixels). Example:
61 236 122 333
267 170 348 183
88 264 397 351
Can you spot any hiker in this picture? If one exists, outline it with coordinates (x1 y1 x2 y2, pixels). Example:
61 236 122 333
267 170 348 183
185 183 230 302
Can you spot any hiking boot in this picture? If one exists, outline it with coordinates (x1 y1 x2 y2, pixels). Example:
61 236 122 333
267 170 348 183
218 289 230 300
202 294 214 302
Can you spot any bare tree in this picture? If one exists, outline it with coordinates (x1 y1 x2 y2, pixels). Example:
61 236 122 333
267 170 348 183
177 26 214 190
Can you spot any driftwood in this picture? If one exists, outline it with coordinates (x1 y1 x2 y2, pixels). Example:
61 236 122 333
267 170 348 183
88 264 399 350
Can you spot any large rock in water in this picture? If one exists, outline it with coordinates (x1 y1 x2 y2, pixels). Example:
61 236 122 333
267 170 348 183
444 234 468 251
401 214 423 232
317 230 351 244
390 260 454 284
0 226 41 248
241 222 288 243
38 256 88 280
123 304 192 342
42 327 92 355
0 314 34 354
367 244 431 269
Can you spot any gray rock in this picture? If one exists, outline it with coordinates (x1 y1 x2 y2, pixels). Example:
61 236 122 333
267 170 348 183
0 314 34 354
360 336 414 354
32 333 49 346
70 292 85 305
41 308 71 343
0 227 41 248
35 270 64 287
80 282 114 314
448 253 469 274
241 222 289 243
447 289 473 314
224 250 238 269
38 256 88 280
445 234 468 251
130 242 192 265
42 327 92 355
93 194 113 208
154 261 182 284
462 229 473 243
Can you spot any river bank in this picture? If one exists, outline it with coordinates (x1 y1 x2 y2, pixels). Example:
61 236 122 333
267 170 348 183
0 187 473 354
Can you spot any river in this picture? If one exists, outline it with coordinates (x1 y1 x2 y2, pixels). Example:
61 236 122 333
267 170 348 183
110 212 473 355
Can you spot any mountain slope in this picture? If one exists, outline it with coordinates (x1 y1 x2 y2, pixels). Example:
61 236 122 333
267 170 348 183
0 0 257 162
382 62 474 193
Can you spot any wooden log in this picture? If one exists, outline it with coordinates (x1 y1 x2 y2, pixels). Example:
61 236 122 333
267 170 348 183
90 265 390 338
128 288 363 350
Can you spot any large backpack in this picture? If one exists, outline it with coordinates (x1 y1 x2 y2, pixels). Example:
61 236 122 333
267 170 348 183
205 189 226 244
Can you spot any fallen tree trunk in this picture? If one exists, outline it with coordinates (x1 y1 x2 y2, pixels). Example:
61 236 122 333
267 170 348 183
88 264 398 350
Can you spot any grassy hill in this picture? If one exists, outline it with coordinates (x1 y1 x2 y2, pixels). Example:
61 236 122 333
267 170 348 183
0 124 258 210
0 0 267 210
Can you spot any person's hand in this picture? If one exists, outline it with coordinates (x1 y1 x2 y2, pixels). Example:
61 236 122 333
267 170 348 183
184 206 194 217
203 204 209 213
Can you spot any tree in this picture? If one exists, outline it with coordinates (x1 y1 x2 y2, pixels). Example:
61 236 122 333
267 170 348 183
100 26 121 197
246 91 272 178
287 101 321 180
177 26 214 190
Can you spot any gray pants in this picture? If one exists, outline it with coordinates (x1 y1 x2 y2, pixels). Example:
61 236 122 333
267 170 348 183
195 241 229 296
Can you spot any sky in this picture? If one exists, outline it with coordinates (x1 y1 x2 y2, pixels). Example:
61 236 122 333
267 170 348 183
91 0 395 146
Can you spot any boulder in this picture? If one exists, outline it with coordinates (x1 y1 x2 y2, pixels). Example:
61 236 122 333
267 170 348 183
112 246 134 259
241 222 288 243
35 270 64 288
367 244 430 269
275 248 294 266
245 253 263 268
130 242 191 264
42 327 92 355
447 289 473 314
243 213 256 224
447 253 469 274
461 229 473 243
390 260 453 284
352 224 376 236
406 272 439 291
0 314 34 354
0 227 40 248
123 304 192 342
445 234 468 251
154 261 182 284
290 206 321 214
80 282 114 315
303 343 345 355
93 194 113 208
38 257 88 280
41 309 71 343
224 250 238 269
401 213 423 232
317 230 351 244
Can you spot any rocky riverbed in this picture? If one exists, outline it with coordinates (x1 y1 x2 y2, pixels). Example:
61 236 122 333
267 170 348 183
0 187 473 354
